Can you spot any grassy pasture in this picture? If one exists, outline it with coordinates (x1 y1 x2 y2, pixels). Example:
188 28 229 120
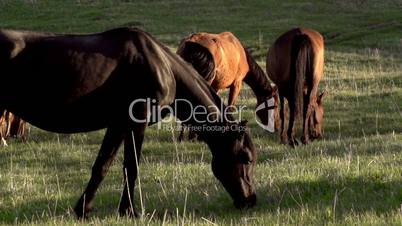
0 0 402 225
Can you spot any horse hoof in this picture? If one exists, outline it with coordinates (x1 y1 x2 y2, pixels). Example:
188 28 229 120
73 204 91 220
1 137 8 146
288 138 299 147
119 207 139 218
188 131 199 141
301 136 309 145
280 135 288 144
177 136 184 142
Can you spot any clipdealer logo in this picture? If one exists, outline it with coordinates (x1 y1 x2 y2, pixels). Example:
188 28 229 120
128 98 275 132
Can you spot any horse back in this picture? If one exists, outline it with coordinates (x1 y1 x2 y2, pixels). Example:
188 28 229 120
178 32 249 90
0 28 176 132
1 29 129 92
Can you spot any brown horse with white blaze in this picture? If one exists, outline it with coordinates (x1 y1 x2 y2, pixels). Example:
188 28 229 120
266 28 327 146
177 32 278 137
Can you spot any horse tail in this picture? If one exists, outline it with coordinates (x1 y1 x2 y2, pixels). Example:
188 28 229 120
291 33 313 119
177 41 216 82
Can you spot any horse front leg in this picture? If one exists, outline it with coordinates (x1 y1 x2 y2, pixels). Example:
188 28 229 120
301 86 316 145
179 124 199 142
118 123 146 217
287 100 298 147
279 95 287 144
178 123 186 142
228 81 242 107
301 96 311 145
74 126 125 219
119 106 148 217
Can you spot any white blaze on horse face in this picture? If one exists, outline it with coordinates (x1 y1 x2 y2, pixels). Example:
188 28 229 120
267 97 275 132
255 97 275 133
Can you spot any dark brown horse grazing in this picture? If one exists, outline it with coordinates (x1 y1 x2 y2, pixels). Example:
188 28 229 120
177 32 278 138
0 27 257 218
266 28 327 146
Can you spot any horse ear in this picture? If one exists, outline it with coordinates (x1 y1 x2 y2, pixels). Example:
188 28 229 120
317 90 328 104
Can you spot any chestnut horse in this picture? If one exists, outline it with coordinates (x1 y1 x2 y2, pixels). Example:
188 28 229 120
266 28 327 146
0 110 28 146
0 27 257 218
177 32 278 139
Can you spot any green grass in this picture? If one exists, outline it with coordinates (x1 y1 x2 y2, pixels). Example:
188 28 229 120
0 0 402 225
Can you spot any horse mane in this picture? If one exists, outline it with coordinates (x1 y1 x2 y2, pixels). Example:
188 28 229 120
177 41 216 83
243 48 274 99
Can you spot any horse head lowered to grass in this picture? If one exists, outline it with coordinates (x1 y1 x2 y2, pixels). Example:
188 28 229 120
0 27 257 218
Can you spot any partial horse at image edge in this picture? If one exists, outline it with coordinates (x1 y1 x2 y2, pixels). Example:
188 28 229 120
0 110 28 146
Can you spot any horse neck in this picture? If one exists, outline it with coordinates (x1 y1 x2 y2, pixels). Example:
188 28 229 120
175 72 225 124
172 59 234 145
159 41 236 148
243 50 273 103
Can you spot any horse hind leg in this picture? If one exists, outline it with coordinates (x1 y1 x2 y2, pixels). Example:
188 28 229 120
74 126 125 219
0 109 8 146
19 120 28 142
279 95 288 144
287 100 299 147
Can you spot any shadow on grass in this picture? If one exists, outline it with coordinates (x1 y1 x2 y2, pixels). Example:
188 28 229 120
257 176 402 219
1 175 401 224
